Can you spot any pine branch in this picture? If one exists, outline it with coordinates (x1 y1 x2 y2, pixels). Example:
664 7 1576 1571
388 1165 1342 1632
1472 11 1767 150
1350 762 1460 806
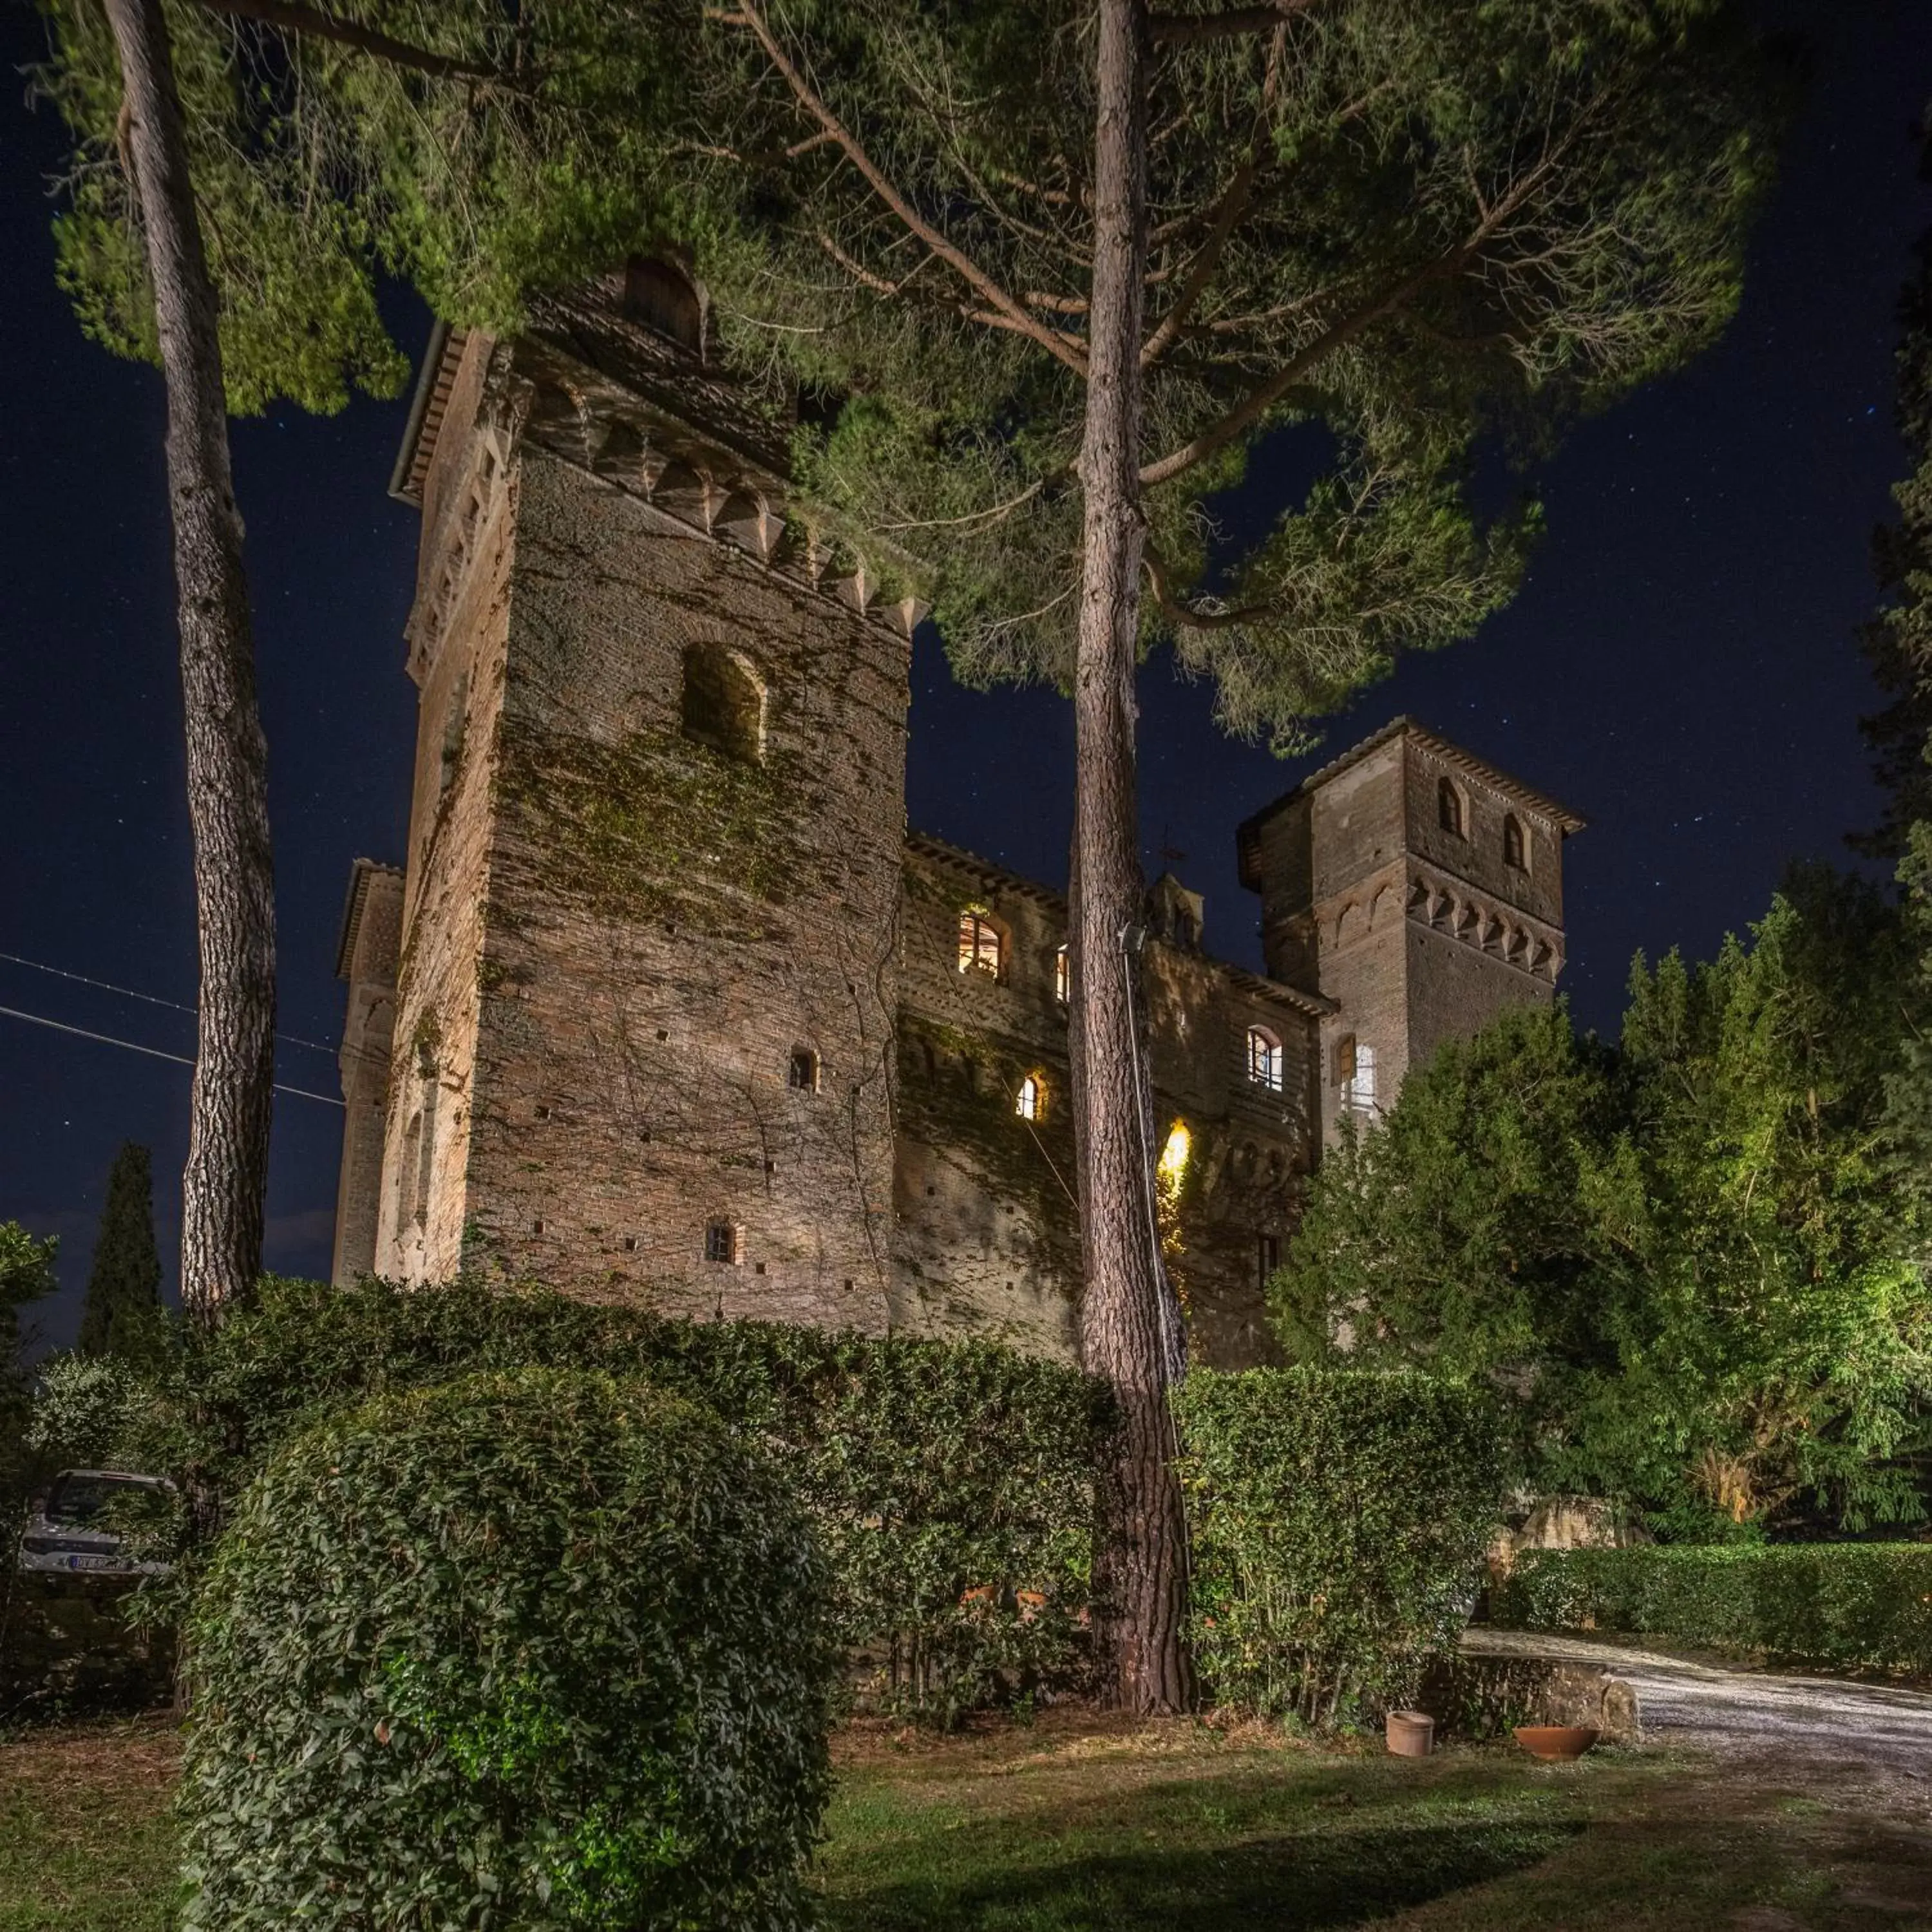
189 0 501 83
716 0 1090 376
1148 2 1321 48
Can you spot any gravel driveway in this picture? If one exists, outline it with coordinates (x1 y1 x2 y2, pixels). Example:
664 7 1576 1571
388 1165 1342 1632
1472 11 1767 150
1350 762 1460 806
1464 1626 1932 1779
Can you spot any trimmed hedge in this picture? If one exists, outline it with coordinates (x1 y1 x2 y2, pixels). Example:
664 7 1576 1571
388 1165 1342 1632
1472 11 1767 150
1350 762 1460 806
1172 1367 1509 1727
181 1370 835 1932
1492 1544 1932 1678
182 1276 1108 1721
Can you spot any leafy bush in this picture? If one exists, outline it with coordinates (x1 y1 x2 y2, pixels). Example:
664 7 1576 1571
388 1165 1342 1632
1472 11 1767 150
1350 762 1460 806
1492 1543 1932 1678
1173 1368 1510 1727
174 1275 1108 1721
180 1368 835 1932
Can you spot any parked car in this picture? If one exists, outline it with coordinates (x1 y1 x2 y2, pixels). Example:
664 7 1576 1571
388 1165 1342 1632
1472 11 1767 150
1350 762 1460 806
17 1470 176 1578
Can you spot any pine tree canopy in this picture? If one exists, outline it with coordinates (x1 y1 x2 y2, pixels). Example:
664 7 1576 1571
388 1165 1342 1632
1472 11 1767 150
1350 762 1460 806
76 1141 164 1361
35 0 1783 746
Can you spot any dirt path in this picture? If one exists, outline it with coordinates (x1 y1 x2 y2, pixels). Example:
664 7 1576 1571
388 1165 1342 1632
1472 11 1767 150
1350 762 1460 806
1466 1627 1932 1783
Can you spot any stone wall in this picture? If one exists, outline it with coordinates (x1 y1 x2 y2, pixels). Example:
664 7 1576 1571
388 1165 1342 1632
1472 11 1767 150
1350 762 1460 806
330 860 403 1284
893 838 1312 1369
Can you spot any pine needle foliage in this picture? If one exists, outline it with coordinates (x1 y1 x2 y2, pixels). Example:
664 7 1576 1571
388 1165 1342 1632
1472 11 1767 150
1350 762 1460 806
33 0 1783 744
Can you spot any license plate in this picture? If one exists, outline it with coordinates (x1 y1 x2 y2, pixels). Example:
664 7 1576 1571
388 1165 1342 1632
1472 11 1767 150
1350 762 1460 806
66 1555 120 1572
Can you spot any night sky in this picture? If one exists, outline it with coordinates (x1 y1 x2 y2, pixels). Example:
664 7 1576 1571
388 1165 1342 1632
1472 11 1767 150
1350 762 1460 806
3 2 1929 1347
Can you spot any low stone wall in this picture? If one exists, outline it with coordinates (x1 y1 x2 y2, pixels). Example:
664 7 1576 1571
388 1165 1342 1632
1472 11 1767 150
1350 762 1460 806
1419 1646 1640 1744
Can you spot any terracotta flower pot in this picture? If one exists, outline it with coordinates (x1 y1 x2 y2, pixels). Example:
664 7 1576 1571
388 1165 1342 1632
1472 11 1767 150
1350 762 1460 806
1513 1725 1600 1762
1385 1710 1435 1757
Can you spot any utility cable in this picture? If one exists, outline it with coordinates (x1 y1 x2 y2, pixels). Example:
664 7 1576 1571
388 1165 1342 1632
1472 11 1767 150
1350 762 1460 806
0 947 341 1056
0 1002 345 1106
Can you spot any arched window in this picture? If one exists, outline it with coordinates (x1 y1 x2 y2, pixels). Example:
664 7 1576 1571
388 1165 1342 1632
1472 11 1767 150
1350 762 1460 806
957 907 1003 978
1438 777 1465 838
1246 1025 1283 1093
622 255 704 355
1015 1074 1043 1121
1503 813 1527 871
681 642 765 762
1342 1042 1378 1118
1055 943 1070 1005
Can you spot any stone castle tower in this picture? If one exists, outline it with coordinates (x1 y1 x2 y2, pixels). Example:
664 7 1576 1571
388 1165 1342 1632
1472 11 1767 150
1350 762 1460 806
330 268 1583 1367
1237 719 1583 1144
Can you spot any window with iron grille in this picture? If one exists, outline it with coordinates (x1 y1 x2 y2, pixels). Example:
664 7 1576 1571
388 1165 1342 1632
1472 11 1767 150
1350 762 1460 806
704 1221 739 1265
957 908 1003 978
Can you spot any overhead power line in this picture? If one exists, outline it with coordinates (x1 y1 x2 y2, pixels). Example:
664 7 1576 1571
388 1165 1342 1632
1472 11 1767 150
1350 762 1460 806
0 1002 345 1107
0 947 339 1056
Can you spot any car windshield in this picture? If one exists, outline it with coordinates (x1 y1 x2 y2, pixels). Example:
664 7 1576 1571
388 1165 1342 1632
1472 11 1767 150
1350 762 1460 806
46 1475 154 1528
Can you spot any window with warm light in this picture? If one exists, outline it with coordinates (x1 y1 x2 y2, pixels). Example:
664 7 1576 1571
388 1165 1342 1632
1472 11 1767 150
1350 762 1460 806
1246 1025 1283 1092
1016 1074 1043 1121
1055 944 1070 1004
958 908 1003 978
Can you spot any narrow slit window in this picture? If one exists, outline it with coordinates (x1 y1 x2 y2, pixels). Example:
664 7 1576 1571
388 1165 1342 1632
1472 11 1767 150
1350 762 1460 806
1256 1233 1281 1291
1055 944 1070 1004
1439 777 1465 838
1503 813 1527 871
957 908 1003 978
704 1220 739 1265
1246 1026 1283 1092
1016 1074 1043 1122
1333 1033 1358 1087
788 1047 819 1092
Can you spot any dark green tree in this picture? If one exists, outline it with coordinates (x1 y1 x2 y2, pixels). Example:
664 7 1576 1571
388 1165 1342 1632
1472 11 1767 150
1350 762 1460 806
77 1142 165 1361
1856 104 1932 858
35 0 1783 1706
1274 873 1932 1537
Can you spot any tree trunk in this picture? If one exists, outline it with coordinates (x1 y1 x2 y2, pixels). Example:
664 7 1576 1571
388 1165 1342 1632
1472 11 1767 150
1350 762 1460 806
104 0 276 1326
1068 0 1191 1716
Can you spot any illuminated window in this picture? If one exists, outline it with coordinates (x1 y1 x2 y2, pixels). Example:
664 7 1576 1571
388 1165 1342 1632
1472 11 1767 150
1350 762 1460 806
1159 1121 1191 1182
1055 944 1070 1004
1438 777 1465 838
957 908 1003 978
1503 813 1527 871
1016 1074 1043 1121
1341 1043 1378 1118
1334 1033 1357 1086
704 1220 739 1264
1246 1026 1283 1092
788 1047 819 1092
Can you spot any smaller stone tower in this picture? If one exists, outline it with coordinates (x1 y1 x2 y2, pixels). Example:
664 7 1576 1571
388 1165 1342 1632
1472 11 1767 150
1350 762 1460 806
330 858 404 1283
1236 719 1584 1141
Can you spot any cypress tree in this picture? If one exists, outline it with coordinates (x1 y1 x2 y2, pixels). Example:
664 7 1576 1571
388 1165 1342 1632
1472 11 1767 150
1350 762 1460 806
77 1142 163 1359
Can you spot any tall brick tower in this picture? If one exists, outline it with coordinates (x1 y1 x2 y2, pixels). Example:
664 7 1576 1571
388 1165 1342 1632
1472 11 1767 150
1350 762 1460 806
1236 719 1584 1142
359 267 919 1327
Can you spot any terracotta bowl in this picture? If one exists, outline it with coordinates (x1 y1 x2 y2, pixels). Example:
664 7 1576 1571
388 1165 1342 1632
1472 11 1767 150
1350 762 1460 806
1513 1725 1600 1763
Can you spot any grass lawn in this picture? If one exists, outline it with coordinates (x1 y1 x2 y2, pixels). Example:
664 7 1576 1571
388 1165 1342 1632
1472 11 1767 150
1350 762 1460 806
3 1705 1928 1930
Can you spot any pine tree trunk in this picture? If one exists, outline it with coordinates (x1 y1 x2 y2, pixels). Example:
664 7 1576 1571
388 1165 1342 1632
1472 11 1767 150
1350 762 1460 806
1068 0 1191 1716
103 0 276 1326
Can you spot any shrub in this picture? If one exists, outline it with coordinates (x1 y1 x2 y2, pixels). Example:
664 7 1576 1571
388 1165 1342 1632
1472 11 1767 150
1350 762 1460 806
1491 1543 1932 1678
178 1275 1108 1721
1173 1367 1509 1727
180 1368 835 1932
